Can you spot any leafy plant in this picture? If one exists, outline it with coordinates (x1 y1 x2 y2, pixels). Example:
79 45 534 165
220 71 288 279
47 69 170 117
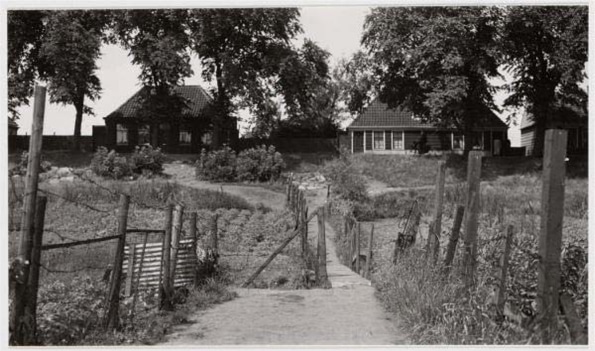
129 144 165 176
10 151 53 176
195 146 237 182
90 146 132 179
236 145 284 182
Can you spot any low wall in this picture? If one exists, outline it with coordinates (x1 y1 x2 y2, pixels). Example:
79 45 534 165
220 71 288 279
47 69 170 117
9 135 94 153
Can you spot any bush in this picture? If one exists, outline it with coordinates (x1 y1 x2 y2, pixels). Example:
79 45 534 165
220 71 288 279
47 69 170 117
129 145 165 176
10 151 53 176
321 150 368 203
236 145 284 182
90 147 132 179
195 145 285 183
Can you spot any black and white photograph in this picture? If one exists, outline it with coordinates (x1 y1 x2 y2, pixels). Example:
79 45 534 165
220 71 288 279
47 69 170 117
4 2 589 347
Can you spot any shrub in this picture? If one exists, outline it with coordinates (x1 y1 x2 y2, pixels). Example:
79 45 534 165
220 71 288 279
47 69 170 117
195 146 237 182
129 145 165 176
195 145 285 183
236 145 284 182
322 151 368 202
90 147 132 179
10 151 53 176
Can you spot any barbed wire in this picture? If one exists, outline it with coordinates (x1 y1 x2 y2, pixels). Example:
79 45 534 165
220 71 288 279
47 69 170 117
40 262 107 274
37 188 115 214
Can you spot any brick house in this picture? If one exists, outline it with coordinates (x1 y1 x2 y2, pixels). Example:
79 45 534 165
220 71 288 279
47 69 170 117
346 99 509 156
101 85 238 153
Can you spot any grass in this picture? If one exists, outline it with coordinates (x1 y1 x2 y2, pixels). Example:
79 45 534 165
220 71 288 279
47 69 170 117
325 153 588 345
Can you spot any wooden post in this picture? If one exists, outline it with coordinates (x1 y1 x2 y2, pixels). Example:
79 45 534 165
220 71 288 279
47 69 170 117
160 204 174 311
302 205 309 260
443 205 464 276
189 212 199 286
429 161 446 263
355 222 361 274
210 213 218 257
10 85 46 346
537 129 567 342
365 224 374 279
104 194 130 329
316 208 329 287
243 209 318 287
349 222 355 270
23 195 47 345
560 293 587 344
130 232 148 320
125 244 136 296
170 205 184 289
461 151 482 288
496 225 514 312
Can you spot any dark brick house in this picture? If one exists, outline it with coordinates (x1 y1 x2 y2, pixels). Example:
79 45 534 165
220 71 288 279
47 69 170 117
347 99 509 156
101 85 238 153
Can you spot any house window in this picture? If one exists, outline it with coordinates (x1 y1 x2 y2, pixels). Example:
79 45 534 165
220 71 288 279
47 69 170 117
393 131 404 150
116 124 128 145
373 131 385 150
179 128 191 145
201 132 212 146
453 134 464 150
138 124 150 145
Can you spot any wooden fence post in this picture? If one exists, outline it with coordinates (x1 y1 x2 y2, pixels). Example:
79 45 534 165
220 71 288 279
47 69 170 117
365 224 374 279
170 205 184 289
429 161 446 263
23 195 47 345
355 222 361 274
189 212 199 286
104 194 130 329
537 129 567 343
160 204 174 311
302 205 309 260
130 233 148 320
125 244 136 296
10 85 46 346
461 151 482 289
443 205 464 276
316 208 330 288
496 225 514 312
210 213 219 257
559 293 587 344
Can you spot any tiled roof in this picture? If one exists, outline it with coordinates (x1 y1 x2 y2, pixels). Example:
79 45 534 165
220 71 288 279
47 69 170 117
348 98 508 130
106 85 212 119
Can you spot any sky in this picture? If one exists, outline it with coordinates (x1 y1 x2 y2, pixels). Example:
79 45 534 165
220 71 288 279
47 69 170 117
11 6 524 145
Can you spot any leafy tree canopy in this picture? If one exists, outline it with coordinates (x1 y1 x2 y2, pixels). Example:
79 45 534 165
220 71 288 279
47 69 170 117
362 7 502 136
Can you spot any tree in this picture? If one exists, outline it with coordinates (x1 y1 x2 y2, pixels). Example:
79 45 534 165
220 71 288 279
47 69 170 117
188 8 302 147
502 6 588 156
362 7 502 153
7 10 46 120
37 10 112 150
335 51 376 116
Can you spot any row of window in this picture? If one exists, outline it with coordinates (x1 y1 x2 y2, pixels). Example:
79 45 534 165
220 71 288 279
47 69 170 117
364 131 466 151
116 124 204 146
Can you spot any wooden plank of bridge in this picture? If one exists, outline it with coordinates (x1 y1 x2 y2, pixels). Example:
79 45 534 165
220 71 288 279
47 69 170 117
537 129 567 343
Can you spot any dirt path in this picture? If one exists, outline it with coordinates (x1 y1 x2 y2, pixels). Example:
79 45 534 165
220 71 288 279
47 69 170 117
159 167 408 345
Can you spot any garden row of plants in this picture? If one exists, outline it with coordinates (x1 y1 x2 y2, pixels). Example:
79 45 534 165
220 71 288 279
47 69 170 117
321 151 587 344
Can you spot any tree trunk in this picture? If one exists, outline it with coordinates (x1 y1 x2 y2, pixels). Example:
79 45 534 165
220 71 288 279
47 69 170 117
73 96 84 151
213 60 227 149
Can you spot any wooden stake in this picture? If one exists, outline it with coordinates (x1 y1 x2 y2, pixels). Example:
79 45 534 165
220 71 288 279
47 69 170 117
160 204 174 311
125 244 136 296
365 224 374 279
429 161 446 264
496 225 514 312
461 151 482 288
170 205 184 289
560 293 587 344
23 195 46 345
355 222 361 274
537 129 567 342
243 209 318 287
316 208 330 287
10 85 46 346
130 232 148 320
104 194 130 330
443 205 464 276
189 212 198 286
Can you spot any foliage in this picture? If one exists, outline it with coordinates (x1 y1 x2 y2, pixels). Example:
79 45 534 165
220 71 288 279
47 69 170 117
128 145 165 176
321 149 368 203
9 151 53 176
362 7 502 150
334 51 376 116
90 147 132 179
501 6 588 155
195 145 285 183
236 145 285 182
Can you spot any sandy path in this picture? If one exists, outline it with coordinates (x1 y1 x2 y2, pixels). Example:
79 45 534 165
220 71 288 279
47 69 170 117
159 168 408 345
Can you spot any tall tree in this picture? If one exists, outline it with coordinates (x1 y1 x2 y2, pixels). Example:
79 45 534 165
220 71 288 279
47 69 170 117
188 8 302 147
37 10 111 150
502 6 588 156
113 9 194 143
335 51 376 116
7 10 46 120
362 7 502 153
